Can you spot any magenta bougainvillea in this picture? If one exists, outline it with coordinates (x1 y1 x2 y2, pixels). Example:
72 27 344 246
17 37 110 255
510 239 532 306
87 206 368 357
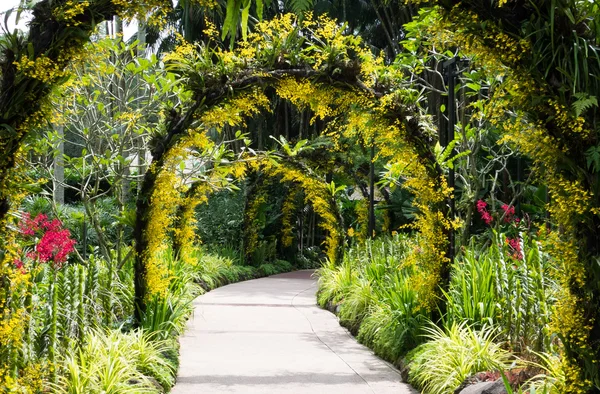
17 213 76 269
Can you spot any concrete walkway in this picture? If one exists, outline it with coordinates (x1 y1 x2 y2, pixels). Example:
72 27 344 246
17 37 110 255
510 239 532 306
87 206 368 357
171 270 418 394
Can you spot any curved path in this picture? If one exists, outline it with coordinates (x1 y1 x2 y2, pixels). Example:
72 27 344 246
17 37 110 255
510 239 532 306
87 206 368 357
171 270 418 394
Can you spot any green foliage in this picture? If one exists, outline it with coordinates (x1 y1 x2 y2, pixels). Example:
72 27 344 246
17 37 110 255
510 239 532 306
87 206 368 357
572 93 598 117
259 260 293 276
407 323 513 394
174 246 294 294
357 270 428 361
317 234 429 361
444 233 556 353
287 0 314 16
51 329 177 394
196 189 245 249
442 248 498 328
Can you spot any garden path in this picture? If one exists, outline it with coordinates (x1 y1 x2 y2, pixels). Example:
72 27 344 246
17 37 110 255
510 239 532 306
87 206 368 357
171 269 417 394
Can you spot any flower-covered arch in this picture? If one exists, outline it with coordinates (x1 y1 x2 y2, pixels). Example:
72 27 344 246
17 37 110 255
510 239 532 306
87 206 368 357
132 14 455 322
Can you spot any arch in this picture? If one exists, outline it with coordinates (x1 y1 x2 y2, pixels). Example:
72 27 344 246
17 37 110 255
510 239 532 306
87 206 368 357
132 14 452 323
242 158 346 265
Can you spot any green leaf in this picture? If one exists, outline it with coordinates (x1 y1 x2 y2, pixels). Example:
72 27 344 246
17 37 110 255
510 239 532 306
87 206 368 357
287 0 314 15
585 145 600 172
256 0 264 20
466 82 481 92
222 0 241 47
572 93 597 116
241 0 251 41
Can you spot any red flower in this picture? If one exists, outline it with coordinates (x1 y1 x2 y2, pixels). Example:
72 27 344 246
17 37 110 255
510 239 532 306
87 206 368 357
505 237 522 260
476 200 493 225
476 200 487 211
18 213 76 269
13 259 26 274
501 204 516 223
35 229 76 268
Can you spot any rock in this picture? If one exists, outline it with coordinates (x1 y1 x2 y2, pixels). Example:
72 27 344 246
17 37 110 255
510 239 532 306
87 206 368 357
458 379 508 394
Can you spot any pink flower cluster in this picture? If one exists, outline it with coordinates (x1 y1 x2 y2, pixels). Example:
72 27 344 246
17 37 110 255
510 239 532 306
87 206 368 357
476 200 523 261
17 213 76 269
501 204 520 224
476 200 493 225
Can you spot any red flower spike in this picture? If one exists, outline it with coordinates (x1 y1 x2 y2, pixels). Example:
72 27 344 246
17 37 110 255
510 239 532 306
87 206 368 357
476 200 493 225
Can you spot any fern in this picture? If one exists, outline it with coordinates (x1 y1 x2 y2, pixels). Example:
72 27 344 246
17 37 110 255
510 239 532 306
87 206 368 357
572 92 598 116
286 0 314 15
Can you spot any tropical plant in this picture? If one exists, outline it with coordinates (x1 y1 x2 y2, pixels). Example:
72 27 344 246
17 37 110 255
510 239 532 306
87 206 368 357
51 328 177 394
407 322 513 394
445 232 556 353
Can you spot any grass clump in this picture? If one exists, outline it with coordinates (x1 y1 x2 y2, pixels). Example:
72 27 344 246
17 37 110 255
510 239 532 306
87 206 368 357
407 323 512 394
52 329 177 394
317 234 427 360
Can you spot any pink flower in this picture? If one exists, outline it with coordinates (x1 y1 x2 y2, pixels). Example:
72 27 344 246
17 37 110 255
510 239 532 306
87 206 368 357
501 204 515 223
13 259 26 274
505 237 522 260
18 213 76 269
476 200 493 225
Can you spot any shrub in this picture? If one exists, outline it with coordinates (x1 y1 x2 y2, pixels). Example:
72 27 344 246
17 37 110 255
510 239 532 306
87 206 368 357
52 329 177 394
407 322 513 394
317 234 428 360
445 232 556 353
357 270 428 361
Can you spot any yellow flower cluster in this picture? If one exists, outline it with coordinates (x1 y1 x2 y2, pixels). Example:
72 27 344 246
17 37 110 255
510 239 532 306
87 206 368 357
203 17 219 41
52 0 90 26
163 35 197 64
201 89 270 129
0 362 45 393
550 285 595 393
244 184 269 254
280 189 298 247
14 55 67 84
111 0 173 24
354 199 369 243
0 309 25 348
428 6 528 72
144 159 183 297
276 78 372 125
174 183 211 266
